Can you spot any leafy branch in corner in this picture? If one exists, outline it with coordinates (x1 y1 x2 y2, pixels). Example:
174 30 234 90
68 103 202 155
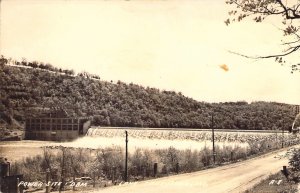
225 0 300 73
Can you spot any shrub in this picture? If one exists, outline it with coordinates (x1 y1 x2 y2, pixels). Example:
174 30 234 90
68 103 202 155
289 148 300 171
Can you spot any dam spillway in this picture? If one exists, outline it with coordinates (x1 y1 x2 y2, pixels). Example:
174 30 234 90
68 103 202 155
81 127 300 152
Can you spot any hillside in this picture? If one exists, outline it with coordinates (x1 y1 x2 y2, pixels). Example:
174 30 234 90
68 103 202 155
0 56 297 138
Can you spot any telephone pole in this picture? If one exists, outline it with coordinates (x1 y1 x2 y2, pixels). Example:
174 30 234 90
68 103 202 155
212 114 216 165
282 124 284 148
125 131 128 182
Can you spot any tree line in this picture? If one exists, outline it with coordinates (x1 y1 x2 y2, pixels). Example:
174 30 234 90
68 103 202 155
0 56 297 132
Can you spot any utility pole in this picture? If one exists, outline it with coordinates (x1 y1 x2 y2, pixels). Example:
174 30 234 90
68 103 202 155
59 146 66 193
46 168 50 193
125 131 128 182
211 114 216 165
282 122 284 148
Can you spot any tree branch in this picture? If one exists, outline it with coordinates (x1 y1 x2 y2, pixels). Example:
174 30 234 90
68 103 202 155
276 0 300 19
228 44 300 59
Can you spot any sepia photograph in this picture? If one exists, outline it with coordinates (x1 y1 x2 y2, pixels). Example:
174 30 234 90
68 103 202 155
0 0 300 192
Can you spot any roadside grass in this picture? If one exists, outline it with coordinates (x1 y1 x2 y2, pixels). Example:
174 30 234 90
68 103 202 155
244 172 298 193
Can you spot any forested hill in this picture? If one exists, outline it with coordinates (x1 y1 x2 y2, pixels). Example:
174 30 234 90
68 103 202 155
0 56 296 132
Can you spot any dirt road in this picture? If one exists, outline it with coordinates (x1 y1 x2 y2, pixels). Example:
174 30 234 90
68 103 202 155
89 148 293 193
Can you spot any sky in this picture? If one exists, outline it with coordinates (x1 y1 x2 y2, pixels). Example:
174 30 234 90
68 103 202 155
1 0 299 104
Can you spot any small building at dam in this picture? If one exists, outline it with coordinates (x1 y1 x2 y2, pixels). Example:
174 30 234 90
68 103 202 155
25 111 91 141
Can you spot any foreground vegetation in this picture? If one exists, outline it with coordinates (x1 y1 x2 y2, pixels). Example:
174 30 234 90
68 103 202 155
8 145 256 191
244 172 298 193
10 133 300 192
0 56 298 138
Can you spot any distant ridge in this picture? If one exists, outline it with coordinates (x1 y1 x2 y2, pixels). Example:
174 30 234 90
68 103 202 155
0 56 296 134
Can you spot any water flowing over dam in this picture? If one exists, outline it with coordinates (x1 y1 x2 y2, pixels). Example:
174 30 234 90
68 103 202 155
79 127 295 152
86 127 274 141
1 127 300 162
8 127 294 156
